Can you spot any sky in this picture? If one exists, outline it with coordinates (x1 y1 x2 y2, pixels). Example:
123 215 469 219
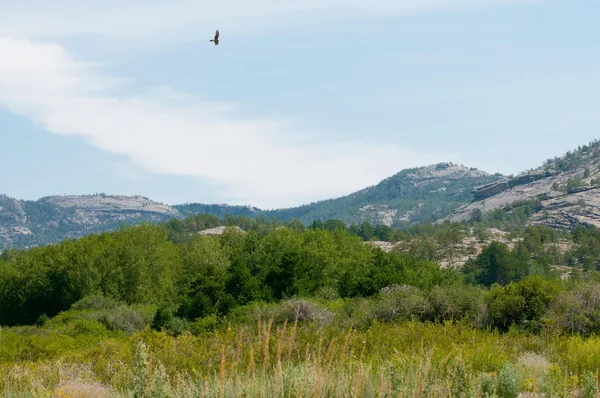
1 0 599 209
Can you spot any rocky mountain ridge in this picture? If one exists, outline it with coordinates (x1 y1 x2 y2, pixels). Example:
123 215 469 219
1 162 501 250
445 140 600 229
0 194 179 250
5 140 600 251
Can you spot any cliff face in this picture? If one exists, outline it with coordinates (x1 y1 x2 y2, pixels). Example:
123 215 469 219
445 141 600 230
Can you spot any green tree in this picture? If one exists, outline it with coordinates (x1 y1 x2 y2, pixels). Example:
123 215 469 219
466 241 516 286
177 236 229 319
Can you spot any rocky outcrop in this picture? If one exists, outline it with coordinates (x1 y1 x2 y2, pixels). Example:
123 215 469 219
445 143 600 230
471 170 558 200
0 194 183 250
197 226 246 235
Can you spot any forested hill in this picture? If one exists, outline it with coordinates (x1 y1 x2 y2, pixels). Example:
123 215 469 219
264 162 503 225
176 162 503 226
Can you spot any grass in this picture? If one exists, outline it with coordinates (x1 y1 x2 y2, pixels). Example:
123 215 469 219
2 312 600 397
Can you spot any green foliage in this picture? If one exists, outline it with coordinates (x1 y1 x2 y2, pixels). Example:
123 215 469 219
582 371 598 398
464 241 517 286
544 281 600 336
0 224 180 326
497 361 520 398
451 357 473 398
487 276 561 332
151 307 174 331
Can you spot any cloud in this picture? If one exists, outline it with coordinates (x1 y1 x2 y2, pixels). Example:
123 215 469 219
0 0 542 43
0 38 454 208
0 0 542 207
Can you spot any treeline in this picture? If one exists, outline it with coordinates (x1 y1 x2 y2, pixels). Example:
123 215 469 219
0 222 456 326
3 212 600 337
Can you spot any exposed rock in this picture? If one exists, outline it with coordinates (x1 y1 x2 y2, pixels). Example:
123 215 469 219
445 142 600 231
197 226 246 235
471 170 557 201
0 194 182 250
364 241 400 252
359 205 398 227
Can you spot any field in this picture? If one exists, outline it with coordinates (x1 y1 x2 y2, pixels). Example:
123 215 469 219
2 302 600 398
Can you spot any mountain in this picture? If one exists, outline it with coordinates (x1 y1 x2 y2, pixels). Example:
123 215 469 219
0 194 179 250
1 162 501 250
262 162 503 226
174 203 260 219
444 139 600 230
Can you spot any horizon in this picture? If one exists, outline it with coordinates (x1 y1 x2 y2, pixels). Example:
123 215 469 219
1 1 599 208
0 151 576 211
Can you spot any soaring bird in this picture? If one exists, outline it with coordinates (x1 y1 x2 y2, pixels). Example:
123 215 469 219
210 30 219 45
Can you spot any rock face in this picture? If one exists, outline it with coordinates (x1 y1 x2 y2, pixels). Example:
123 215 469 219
471 170 558 201
0 194 181 250
445 141 600 230
197 226 246 236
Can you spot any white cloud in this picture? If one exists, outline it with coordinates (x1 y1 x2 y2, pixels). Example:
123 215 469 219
0 0 543 43
0 38 454 208
0 0 541 207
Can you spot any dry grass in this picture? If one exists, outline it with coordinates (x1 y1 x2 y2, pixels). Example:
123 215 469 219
2 313 600 397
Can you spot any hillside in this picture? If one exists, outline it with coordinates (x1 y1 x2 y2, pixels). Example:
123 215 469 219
176 162 503 227
0 194 179 250
264 163 503 226
1 163 501 250
445 139 600 230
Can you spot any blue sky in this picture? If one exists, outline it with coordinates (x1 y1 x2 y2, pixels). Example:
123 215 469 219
0 0 599 209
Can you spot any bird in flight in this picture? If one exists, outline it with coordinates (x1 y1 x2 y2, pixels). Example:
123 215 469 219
210 30 219 46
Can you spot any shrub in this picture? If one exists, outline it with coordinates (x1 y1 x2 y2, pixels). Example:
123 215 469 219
151 307 174 331
582 371 598 398
451 357 473 397
71 294 122 311
66 319 108 338
165 317 192 337
35 313 49 328
190 314 219 334
497 362 520 398
479 372 495 397
544 283 600 336
487 276 560 332
425 284 487 327
275 299 334 325
98 306 149 334
369 285 429 323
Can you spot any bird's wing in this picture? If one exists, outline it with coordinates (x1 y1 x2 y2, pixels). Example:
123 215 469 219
214 30 219 40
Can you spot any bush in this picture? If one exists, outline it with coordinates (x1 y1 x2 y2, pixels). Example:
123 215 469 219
425 285 487 327
479 372 495 397
582 372 598 398
165 317 192 337
544 282 600 336
151 307 174 331
35 313 49 328
71 294 122 311
98 306 149 334
190 314 219 334
487 276 560 332
497 362 520 398
275 299 334 325
66 319 108 338
370 285 429 323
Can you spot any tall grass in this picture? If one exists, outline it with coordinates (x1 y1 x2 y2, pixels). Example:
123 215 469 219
2 315 600 397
